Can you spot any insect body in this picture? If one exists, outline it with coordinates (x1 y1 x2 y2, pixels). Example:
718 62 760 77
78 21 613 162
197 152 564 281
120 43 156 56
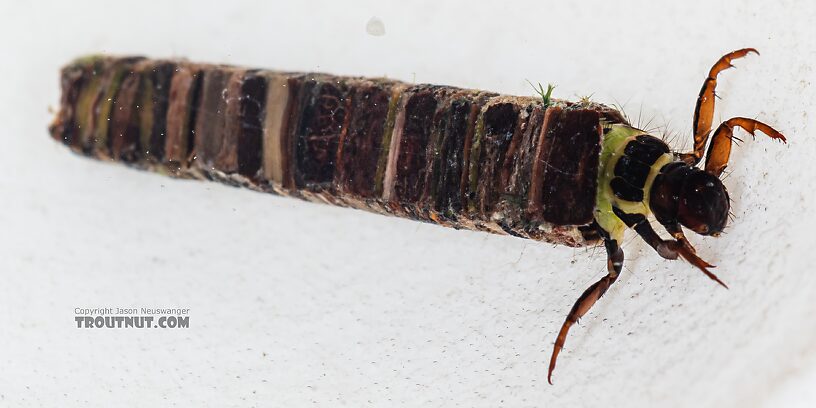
48 49 786 384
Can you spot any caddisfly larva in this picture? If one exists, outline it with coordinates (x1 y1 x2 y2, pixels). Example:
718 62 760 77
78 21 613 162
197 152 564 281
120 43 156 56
49 49 786 384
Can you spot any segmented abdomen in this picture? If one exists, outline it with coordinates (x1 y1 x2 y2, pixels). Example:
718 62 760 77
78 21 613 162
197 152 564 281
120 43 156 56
49 56 627 247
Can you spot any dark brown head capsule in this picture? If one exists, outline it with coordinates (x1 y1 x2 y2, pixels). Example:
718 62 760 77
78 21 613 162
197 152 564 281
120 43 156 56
650 162 730 236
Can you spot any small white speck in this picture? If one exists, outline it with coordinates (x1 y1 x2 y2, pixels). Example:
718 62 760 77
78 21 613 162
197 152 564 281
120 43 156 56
366 17 385 37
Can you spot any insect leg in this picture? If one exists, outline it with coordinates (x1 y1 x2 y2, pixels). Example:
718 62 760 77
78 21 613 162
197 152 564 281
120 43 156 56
704 117 786 177
548 227 623 385
679 48 759 165
663 221 728 288
613 208 728 288
613 208 676 258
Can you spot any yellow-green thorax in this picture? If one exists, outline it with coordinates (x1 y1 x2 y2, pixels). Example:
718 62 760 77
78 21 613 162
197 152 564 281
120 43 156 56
595 124 674 242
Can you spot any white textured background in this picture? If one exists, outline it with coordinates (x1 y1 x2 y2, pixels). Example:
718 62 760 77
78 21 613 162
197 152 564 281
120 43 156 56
1 1 814 407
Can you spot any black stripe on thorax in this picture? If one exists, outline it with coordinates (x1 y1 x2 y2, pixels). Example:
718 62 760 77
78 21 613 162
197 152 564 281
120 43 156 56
611 135 671 202
624 134 670 163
